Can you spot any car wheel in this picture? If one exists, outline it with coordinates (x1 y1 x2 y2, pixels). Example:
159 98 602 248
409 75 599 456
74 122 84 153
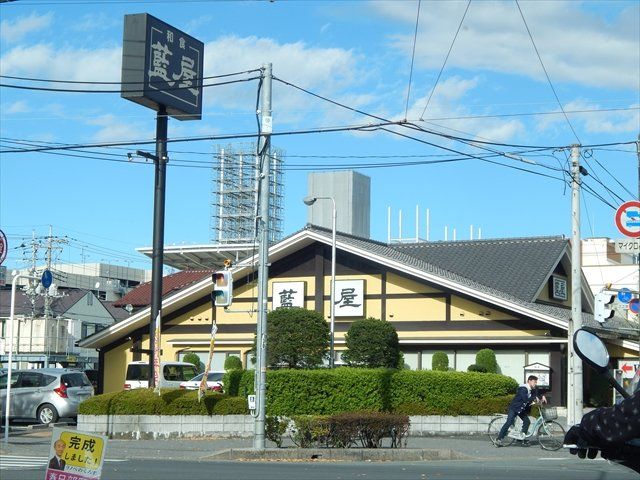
37 404 59 425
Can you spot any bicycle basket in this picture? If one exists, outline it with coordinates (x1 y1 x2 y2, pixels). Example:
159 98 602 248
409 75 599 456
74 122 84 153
541 406 558 421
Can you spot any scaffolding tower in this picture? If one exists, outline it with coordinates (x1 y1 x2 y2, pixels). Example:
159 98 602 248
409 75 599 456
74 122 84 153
211 144 284 244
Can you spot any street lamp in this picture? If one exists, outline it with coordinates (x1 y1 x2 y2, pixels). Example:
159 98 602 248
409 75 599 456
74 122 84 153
303 196 337 368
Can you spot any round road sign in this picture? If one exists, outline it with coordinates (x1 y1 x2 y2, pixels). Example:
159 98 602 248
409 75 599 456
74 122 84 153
0 229 7 265
41 270 53 288
629 298 640 315
615 201 640 238
618 288 633 303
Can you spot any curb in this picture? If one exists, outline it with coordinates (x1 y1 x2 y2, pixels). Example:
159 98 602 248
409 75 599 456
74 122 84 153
206 447 472 462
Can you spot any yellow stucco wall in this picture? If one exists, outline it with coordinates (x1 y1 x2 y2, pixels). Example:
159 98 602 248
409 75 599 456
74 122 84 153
450 297 517 321
103 341 133 393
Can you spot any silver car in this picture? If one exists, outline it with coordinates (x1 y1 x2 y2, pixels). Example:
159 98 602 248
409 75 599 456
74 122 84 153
0 368 94 424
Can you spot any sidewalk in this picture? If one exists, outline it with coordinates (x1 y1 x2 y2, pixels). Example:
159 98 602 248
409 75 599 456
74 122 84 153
0 425 569 463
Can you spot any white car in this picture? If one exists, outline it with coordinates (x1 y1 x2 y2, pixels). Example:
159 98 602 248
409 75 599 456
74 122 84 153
123 361 199 390
179 372 225 392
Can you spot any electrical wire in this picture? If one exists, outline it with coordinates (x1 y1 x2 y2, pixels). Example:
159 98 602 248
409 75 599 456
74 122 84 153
0 75 261 94
0 69 262 85
419 0 471 119
515 0 580 143
404 0 422 120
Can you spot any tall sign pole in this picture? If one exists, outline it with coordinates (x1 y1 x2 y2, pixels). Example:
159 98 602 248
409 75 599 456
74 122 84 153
149 105 168 389
121 14 203 388
254 63 272 450
568 144 583 426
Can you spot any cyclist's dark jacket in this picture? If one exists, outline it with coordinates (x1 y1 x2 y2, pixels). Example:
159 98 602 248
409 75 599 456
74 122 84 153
508 384 540 414
579 391 640 445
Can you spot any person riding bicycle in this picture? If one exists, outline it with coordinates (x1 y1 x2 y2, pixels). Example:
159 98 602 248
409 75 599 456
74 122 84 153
495 375 547 447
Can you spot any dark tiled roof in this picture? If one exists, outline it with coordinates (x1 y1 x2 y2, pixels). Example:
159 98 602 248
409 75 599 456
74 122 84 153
301 225 637 340
392 236 568 302
113 270 213 308
100 300 132 322
0 288 88 317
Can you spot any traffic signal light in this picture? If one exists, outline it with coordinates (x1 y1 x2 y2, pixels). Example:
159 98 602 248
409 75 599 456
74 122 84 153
594 292 615 323
212 270 233 307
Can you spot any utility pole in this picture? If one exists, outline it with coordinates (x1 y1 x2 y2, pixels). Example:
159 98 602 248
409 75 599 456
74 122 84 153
568 144 583 427
254 63 272 450
636 134 639 363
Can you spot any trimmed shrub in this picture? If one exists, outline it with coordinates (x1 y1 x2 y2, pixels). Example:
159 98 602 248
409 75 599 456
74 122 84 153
265 416 290 448
79 389 228 415
390 370 517 413
476 349 498 374
224 355 243 371
467 364 488 373
265 307 329 368
392 395 512 416
342 318 401 369
223 369 246 397
431 352 449 371
212 396 249 415
182 353 203 373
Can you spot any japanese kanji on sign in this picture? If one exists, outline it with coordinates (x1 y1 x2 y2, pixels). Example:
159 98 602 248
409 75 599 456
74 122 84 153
45 427 108 480
121 13 204 120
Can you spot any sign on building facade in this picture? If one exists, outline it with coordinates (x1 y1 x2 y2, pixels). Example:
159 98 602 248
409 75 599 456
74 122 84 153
121 13 204 120
334 279 364 317
272 281 306 309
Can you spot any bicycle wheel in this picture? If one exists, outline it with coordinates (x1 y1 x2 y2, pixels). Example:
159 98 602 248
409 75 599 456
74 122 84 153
488 417 515 446
537 420 565 451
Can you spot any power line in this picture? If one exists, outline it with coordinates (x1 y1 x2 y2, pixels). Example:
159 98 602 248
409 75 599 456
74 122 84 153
404 0 422 121
419 0 471 119
0 120 407 154
0 69 261 85
515 0 580 143
0 75 261 94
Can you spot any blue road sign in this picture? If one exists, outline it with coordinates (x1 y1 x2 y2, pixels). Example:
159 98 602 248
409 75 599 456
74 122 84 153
618 288 633 303
629 298 640 314
41 270 53 288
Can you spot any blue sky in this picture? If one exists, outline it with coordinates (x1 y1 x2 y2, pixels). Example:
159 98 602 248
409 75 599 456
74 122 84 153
1 0 638 272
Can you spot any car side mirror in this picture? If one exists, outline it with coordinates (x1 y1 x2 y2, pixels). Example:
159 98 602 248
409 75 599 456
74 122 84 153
573 329 610 373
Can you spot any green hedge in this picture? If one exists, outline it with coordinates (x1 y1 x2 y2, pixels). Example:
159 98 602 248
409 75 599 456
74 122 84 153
81 369 517 416
225 368 516 416
78 389 246 415
389 370 517 412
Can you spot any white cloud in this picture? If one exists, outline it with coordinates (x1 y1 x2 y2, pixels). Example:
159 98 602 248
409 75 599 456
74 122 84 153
376 0 639 90
87 114 152 143
2 100 30 114
202 35 363 123
0 12 53 43
536 100 640 135
0 43 121 83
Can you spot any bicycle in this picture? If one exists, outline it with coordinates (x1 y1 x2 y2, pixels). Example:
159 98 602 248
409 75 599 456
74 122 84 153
487 404 565 450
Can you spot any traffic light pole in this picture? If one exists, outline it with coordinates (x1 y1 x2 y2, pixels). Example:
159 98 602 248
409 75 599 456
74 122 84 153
254 63 272 450
568 143 583 427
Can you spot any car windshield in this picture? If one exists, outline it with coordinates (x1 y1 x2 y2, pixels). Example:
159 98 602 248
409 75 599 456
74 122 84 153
189 373 204 382
207 373 224 381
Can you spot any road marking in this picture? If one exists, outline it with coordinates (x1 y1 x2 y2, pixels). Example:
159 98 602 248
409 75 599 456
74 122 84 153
0 456 127 470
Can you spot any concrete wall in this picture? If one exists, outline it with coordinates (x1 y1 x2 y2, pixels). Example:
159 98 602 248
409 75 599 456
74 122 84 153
78 411 568 439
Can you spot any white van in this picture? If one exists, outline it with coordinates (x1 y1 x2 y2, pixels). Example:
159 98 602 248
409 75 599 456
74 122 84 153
123 361 199 390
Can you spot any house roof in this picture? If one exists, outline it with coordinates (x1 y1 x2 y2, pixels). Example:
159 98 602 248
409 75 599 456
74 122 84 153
392 236 568 303
100 300 132 322
113 270 213 308
77 225 639 349
0 288 88 318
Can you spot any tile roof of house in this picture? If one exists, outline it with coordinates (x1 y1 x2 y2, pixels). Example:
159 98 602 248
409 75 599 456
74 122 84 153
113 270 213 308
0 288 88 317
301 225 637 339
100 300 133 322
392 236 568 303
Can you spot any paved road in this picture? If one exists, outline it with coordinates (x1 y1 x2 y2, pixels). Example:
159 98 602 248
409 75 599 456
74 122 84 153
0 426 635 480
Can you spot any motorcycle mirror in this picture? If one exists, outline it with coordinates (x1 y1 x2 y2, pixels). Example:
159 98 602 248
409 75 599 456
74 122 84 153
573 329 610 373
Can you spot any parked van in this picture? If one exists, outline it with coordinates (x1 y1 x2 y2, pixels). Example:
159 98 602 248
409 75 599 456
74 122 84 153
123 361 199 390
